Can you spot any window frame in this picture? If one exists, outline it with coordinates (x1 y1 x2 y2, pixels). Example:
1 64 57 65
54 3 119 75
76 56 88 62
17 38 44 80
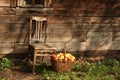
11 0 17 8
11 0 52 8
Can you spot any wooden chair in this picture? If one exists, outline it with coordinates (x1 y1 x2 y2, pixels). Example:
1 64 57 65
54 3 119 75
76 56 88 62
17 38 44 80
29 16 56 74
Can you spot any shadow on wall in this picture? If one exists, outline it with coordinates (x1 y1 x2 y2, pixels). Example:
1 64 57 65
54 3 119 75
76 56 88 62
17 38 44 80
53 0 120 59
2 0 120 60
84 0 120 58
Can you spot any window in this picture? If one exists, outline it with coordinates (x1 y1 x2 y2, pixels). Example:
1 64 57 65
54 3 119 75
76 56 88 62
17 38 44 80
17 0 52 7
25 0 43 5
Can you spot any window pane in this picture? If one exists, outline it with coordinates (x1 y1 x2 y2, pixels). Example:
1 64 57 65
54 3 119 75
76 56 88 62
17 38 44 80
25 0 32 4
25 0 43 5
35 0 43 5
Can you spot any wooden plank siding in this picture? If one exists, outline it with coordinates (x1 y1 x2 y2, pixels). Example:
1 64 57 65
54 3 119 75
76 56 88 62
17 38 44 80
0 0 120 55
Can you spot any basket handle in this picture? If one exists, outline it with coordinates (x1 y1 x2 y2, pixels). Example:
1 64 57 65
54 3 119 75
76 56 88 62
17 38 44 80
62 48 66 54
62 47 66 61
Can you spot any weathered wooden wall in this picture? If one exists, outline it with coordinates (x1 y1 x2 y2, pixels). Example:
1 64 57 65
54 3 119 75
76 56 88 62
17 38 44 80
0 0 120 56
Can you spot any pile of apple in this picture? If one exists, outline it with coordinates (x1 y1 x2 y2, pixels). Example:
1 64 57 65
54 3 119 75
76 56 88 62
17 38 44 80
51 53 75 62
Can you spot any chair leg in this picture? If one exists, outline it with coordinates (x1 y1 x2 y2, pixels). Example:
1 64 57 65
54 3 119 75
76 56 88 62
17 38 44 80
33 52 36 74
41 52 45 62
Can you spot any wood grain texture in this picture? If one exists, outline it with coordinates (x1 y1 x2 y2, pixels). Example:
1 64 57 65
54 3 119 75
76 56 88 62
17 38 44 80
0 0 120 54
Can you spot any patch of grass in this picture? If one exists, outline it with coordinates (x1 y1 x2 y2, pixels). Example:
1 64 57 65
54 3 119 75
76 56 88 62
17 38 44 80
0 78 7 80
0 58 12 71
36 59 120 80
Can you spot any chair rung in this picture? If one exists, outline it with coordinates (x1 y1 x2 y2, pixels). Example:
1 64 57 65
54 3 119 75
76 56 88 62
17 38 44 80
36 54 51 56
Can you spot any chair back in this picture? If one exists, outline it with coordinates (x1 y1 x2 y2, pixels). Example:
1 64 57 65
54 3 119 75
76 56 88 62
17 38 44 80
29 16 47 44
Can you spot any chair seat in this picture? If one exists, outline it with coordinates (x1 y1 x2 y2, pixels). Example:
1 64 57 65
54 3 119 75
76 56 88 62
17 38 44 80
30 43 56 50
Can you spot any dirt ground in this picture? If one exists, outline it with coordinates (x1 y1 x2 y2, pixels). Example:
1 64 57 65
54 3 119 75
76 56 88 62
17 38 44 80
0 60 39 80
0 69 37 80
0 57 105 80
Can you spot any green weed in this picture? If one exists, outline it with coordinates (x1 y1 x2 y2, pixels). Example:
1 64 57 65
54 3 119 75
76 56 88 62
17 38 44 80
0 78 7 80
0 58 12 70
36 59 120 80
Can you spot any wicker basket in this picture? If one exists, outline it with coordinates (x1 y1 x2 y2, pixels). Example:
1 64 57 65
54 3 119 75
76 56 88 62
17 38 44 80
51 59 74 72
51 48 74 72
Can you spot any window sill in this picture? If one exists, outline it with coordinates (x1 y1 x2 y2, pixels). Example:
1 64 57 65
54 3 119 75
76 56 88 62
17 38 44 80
16 7 54 11
18 5 44 8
